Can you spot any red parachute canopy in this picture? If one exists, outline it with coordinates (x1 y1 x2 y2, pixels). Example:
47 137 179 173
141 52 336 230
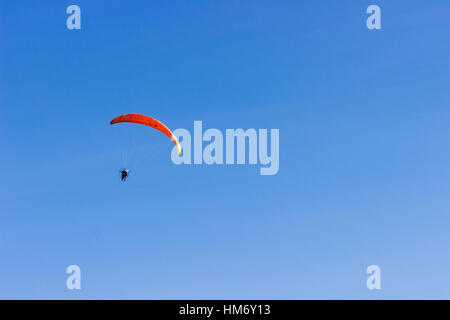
110 114 181 155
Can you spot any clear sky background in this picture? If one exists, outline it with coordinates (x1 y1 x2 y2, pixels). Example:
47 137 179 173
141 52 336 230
1 0 449 299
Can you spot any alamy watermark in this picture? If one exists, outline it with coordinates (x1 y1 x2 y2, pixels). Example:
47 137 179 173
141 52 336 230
366 5 381 30
66 265 81 290
66 5 81 30
366 265 381 290
170 121 279 176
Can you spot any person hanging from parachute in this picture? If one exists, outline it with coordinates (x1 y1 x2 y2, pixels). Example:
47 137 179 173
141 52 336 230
119 169 129 181
110 114 181 182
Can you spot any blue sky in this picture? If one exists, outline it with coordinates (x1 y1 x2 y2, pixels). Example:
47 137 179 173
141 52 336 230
1 0 450 299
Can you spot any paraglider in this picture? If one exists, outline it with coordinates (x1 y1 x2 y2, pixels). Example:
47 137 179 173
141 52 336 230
119 169 129 181
110 114 181 155
110 114 181 181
